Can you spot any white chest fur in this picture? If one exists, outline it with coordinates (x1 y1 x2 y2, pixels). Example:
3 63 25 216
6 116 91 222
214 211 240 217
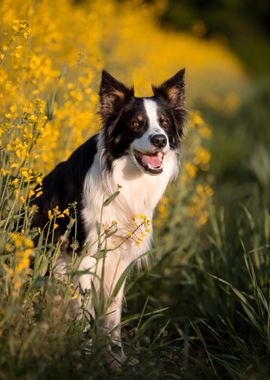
81 148 178 264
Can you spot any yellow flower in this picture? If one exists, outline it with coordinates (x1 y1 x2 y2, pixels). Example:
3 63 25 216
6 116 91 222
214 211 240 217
193 147 211 170
21 169 32 181
9 234 34 287
12 179 19 187
184 163 197 178
5 243 12 252
192 113 204 126
69 283 78 300
1 168 9 176
36 176 43 185
48 210 53 220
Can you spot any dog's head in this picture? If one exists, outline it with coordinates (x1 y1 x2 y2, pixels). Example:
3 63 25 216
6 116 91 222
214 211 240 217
99 69 186 175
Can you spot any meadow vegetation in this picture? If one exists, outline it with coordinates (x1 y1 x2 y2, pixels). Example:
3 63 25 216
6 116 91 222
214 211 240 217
0 0 270 379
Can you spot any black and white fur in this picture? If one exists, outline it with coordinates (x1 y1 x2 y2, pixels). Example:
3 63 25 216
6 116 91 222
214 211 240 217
32 69 185 363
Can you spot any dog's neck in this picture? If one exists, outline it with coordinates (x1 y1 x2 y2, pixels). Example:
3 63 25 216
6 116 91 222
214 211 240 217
83 130 178 224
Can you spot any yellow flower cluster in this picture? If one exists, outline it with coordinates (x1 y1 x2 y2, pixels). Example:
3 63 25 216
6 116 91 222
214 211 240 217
155 196 169 229
48 206 70 229
186 184 214 226
180 112 214 226
155 111 214 228
183 113 212 183
4 233 34 297
129 214 152 246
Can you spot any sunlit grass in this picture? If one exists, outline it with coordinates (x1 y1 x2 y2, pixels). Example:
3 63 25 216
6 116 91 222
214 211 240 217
1 0 270 379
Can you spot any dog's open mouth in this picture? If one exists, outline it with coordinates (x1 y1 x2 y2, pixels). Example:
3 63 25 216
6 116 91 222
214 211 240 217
133 150 164 174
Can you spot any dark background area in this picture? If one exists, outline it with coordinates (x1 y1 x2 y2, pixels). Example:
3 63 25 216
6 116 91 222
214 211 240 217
160 0 270 74
153 0 270 223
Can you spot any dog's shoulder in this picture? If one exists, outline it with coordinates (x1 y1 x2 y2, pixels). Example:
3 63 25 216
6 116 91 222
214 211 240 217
31 134 99 231
65 133 99 187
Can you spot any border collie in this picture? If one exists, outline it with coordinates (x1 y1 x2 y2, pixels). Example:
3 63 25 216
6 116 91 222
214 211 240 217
32 69 185 364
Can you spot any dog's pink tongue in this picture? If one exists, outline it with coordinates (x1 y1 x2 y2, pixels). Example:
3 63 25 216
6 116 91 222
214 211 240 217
142 154 161 168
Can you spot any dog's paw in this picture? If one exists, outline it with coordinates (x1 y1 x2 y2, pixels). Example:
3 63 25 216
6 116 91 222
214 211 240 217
125 356 139 367
106 342 139 369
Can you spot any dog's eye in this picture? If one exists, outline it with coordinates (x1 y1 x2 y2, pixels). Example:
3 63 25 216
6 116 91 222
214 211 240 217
161 119 169 129
131 121 141 129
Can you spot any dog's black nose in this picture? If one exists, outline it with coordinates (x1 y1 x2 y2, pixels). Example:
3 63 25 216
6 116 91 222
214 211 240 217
150 134 167 148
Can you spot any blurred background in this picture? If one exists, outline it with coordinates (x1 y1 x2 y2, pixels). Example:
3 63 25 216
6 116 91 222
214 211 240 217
155 0 270 227
162 0 270 74
1 0 270 378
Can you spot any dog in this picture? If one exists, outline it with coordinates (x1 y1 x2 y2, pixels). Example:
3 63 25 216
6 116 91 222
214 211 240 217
32 68 186 364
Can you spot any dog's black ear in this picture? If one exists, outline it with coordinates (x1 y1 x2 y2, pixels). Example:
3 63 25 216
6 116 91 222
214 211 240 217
99 70 134 122
152 69 186 134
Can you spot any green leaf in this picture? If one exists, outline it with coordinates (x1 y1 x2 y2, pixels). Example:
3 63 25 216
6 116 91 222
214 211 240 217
103 191 120 207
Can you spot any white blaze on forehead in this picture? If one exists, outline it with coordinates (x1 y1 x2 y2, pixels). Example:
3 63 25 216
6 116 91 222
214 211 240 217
143 99 162 132
130 98 169 155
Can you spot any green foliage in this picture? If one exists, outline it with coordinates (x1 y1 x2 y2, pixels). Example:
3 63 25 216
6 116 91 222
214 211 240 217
1 66 270 380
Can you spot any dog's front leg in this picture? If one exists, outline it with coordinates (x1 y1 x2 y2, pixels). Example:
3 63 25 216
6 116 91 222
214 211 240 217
77 255 97 321
77 252 133 366
97 250 133 366
103 282 126 365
